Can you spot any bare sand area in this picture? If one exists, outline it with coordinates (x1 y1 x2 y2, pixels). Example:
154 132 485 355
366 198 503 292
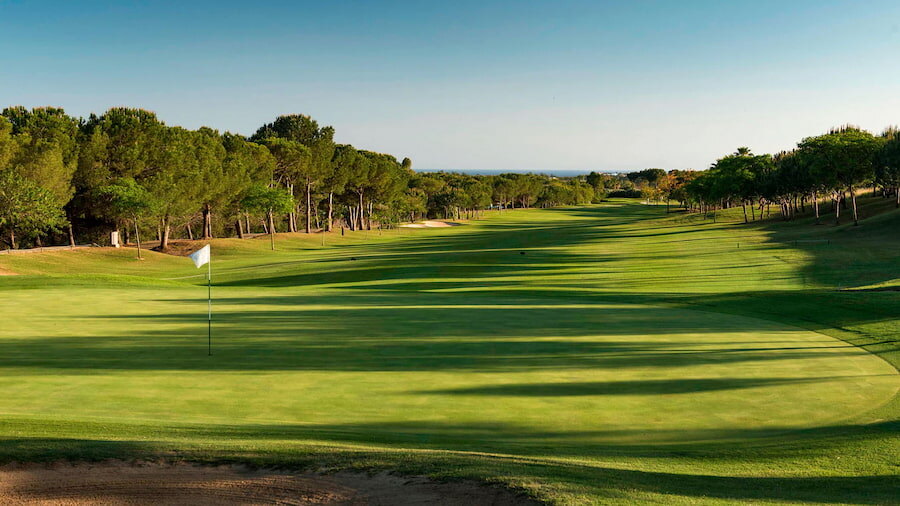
399 221 462 228
0 461 537 505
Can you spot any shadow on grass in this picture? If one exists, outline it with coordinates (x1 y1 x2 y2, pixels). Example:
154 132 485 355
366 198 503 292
3 418 897 505
142 418 900 459
0 437 150 462
560 465 899 505
3 202 899 504
2 293 869 373
417 376 880 396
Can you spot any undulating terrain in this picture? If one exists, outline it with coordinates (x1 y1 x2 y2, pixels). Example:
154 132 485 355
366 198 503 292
1 199 898 505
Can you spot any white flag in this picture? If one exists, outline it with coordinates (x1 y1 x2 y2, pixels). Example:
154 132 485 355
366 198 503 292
189 244 210 268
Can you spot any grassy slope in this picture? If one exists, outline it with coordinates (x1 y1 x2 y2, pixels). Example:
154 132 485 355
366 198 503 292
0 199 898 505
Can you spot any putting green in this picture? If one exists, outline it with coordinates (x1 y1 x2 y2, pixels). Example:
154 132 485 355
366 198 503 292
1 288 895 450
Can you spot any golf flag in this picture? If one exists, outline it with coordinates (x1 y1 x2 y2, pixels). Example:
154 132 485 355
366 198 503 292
188 245 212 356
189 244 210 268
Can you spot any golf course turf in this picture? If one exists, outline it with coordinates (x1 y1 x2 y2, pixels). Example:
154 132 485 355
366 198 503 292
1 200 898 504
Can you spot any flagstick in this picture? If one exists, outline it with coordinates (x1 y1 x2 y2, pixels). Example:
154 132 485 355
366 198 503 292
207 257 212 356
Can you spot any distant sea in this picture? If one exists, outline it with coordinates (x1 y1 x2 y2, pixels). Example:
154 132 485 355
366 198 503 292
416 168 621 177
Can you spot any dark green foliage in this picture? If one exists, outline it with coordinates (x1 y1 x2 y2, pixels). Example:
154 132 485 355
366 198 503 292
875 128 900 207
0 169 66 248
0 106 652 248
240 183 294 215
685 126 894 225
96 178 156 258
627 168 667 185
240 183 294 250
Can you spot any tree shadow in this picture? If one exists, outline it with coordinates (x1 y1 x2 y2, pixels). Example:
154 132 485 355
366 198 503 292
0 437 151 462
4 202 899 504
2 292 871 372
417 375 880 397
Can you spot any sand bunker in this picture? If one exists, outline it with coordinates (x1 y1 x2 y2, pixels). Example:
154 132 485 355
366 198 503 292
0 461 537 505
399 221 462 228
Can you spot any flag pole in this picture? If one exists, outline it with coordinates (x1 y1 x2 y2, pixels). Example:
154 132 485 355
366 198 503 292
207 255 212 356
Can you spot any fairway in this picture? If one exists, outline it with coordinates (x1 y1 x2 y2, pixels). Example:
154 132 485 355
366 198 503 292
1 201 898 504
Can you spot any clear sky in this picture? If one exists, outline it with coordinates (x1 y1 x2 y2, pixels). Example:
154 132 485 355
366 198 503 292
2 0 899 172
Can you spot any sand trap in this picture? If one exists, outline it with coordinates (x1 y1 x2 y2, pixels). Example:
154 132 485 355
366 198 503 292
400 221 462 228
0 461 537 505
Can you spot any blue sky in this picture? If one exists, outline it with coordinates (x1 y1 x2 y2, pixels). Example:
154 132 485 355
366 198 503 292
2 1 899 171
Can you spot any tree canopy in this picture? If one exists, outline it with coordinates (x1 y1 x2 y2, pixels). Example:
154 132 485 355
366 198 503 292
678 125 896 225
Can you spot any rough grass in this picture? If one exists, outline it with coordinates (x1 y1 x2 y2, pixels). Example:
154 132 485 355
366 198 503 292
0 198 898 505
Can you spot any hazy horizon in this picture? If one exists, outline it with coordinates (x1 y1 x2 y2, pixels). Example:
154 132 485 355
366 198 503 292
416 168 622 177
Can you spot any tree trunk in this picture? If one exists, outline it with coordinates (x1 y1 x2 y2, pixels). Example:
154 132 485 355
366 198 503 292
288 183 297 233
9 227 16 250
245 215 252 235
68 222 76 248
812 192 820 224
834 195 841 225
741 202 748 224
896 187 899 208
186 223 194 240
327 192 334 232
306 181 312 234
160 217 171 250
358 192 365 230
849 186 859 225
235 220 244 239
202 203 212 239
134 219 143 260
267 210 275 251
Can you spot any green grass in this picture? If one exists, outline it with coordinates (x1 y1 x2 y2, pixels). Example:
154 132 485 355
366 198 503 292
1 199 898 505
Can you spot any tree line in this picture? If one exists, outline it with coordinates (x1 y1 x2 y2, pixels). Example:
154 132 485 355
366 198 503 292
632 125 900 225
0 107 598 252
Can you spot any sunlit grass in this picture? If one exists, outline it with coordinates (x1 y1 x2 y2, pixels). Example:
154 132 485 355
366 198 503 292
1 199 898 504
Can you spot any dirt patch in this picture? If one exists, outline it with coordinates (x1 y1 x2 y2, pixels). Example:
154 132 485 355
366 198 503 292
0 266 18 275
0 461 539 505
